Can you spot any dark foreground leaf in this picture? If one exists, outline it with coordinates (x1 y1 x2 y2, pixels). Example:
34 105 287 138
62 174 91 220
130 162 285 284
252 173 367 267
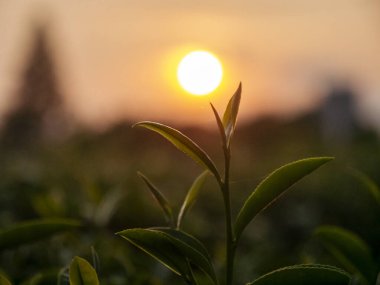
69 256 99 285
154 227 218 284
234 157 333 241
133 122 221 182
117 228 217 284
247 264 350 285
0 219 81 250
314 225 377 284
117 228 190 277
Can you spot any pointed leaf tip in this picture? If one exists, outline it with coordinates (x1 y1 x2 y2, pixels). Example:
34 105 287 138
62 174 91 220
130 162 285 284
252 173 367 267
222 83 242 147
138 172 174 226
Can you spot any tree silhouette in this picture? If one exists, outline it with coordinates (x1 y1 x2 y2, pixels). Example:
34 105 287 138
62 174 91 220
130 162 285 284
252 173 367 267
1 25 66 148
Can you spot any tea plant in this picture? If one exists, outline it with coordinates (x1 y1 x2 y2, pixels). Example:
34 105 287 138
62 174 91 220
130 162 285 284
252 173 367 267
313 170 380 285
0 84 354 285
116 83 351 285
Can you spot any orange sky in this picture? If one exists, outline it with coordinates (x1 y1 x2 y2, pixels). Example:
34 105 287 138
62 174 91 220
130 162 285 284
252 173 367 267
0 0 380 130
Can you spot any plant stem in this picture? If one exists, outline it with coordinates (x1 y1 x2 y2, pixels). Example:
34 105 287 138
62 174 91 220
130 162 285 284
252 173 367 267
222 147 235 285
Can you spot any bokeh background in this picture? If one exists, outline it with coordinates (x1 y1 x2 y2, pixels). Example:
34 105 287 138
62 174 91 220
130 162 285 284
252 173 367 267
0 1 380 284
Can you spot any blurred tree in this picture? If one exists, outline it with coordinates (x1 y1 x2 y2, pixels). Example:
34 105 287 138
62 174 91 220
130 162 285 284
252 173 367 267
0 25 67 148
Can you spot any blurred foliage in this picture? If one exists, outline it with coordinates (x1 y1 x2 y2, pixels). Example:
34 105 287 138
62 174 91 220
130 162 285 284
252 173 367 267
0 105 379 283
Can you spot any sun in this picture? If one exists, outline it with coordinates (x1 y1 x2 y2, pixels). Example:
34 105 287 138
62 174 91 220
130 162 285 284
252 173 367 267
177 50 223 96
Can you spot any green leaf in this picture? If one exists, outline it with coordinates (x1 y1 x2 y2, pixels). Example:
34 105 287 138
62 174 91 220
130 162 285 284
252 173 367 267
177 171 209 229
133 121 221 182
0 274 12 285
234 157 333 241
222 83 241 147
210 103 227 150
350 169 380 209
138 172 174 226
0 219 81 250
246 264 351 285
154 227 218 285
117 228 190 278
69 256 99 285
20 270 59 285
117 228 218 284
314 225 377 284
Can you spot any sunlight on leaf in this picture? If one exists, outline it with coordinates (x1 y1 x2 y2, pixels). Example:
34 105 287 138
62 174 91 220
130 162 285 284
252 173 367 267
134 121 221 182
247 264 350 285
222 83 241 147
0 219 81 250
69 256 99 285
138 172 174 226
177 171 209 229
314 225 377 284
234 157 333 241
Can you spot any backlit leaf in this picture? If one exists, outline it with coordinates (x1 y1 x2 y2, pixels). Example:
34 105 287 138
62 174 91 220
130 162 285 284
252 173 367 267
133 122 221 182
247 264 350 285
222 83 241 147
138 172 174 226
234 157 333 241
177 171 209 229
69 257 99 285
314 225 377 284
0 219 81 250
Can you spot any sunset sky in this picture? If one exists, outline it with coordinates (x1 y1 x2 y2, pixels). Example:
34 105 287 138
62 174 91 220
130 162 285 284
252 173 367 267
0 0 380 130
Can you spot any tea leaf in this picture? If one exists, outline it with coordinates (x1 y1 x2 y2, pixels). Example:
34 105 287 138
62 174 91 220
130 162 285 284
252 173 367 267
0 274 12 285
21 270 59 285
177 171 209 229
0 219 81 250
118 228 218 284
210 103 227 150
154 227 218 284
234 157 333 240
350 170 380 209
246 264 350 285
134 122 221 182
314 225 377 284
222 83 241 147
69 256 99 285
117 228 190 277
138 172 174 226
